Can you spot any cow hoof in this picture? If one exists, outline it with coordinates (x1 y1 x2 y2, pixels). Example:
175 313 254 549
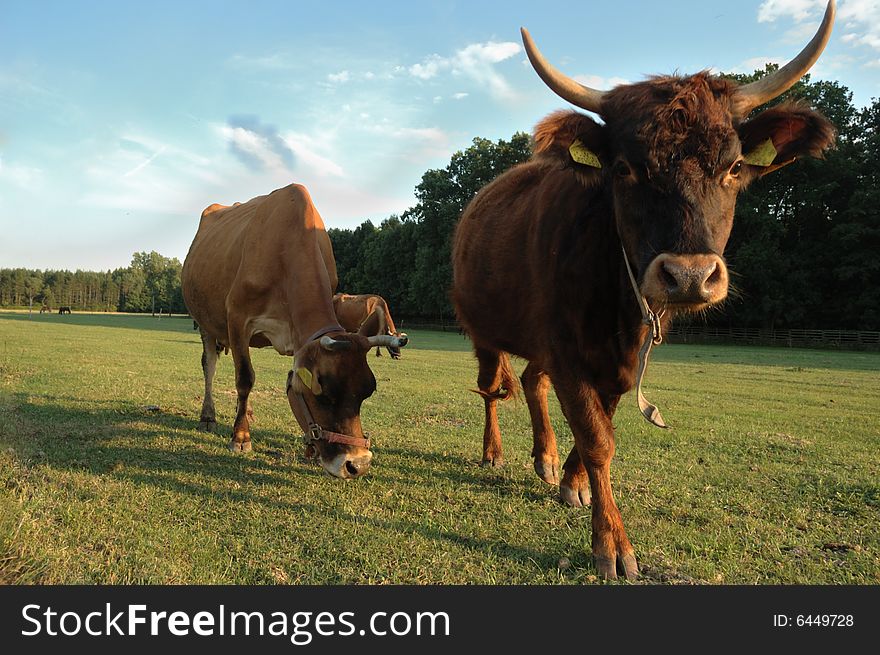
228 439 252 453
593 553 639 581
481 457 503 468
199 420 217 433
560 483 591 508
533 459 560 485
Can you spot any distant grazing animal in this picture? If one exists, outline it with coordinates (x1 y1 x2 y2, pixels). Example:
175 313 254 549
451 2 837 580
39 305 50 314
181 184 407 479
333 293 406 359
58 306 71 315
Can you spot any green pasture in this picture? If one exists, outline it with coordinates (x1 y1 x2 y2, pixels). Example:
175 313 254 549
0 311 878 584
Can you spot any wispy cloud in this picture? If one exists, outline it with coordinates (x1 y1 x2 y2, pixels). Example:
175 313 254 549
327 70 351 84
0 156 45 190
226 53 294 70
759 0 880 58
407 40 522 100
123 145 167 178
758 0 826 23
573 74 630 90
729 56 786 74
282 132 345 178
222 115 295 173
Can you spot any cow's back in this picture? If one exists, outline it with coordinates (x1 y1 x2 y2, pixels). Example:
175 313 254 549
332 294 368 332
182 184 338 350
453 161 596 360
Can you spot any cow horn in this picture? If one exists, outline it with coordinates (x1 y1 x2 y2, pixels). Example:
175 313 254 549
367 334 408 348
319 335 352 351
733 0 836 116
520 27 606 114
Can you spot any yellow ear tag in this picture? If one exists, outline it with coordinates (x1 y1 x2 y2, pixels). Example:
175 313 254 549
296 367 313 389
569 139 602 168
743 138 777 167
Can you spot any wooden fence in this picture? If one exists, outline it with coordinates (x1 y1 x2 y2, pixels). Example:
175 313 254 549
396 319 880 351
664 326 880 350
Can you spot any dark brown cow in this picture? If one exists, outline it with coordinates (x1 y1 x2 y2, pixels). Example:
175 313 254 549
182 183 407 479
333 293 406 359
452 2 837 579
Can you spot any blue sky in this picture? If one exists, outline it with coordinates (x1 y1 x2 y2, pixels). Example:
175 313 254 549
1 0 878 271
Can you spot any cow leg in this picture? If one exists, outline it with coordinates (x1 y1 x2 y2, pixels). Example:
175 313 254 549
521 363 559 485
198 331 219 433
228 331 255 453
553 378 636 580
375 347 382 357
560 446 590 507
475 347 506 467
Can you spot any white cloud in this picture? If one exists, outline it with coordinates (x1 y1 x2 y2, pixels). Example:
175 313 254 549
729 56 786 74
409 55 446 80
282 133 345 178
219 125 291 173
327 70 351 84
573 74 630 90
407 41 522 100
452 92 469 100
758 0 826 23
759 0 880 55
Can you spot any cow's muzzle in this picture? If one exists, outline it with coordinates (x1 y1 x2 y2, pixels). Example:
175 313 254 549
323 448 373 479
642 253 728 308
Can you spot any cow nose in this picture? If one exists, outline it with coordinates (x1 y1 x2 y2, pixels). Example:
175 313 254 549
653 253 728 305
344 452 372 478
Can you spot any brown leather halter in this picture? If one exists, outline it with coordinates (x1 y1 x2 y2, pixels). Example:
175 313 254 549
286 324 372 450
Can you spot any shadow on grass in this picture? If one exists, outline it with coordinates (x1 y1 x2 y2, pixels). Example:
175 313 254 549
3 391 566 578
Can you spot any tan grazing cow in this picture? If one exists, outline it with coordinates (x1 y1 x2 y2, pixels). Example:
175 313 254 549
333 293 406 359
181 183 407 479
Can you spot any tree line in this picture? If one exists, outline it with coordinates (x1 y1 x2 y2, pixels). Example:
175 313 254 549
3 70 877 330
0 251 185 314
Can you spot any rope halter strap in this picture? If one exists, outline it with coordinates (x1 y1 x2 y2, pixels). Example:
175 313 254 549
620 242 669 429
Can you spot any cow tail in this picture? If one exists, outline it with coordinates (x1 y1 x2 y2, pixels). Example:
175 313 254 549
471 352 520 402
497 353 520 402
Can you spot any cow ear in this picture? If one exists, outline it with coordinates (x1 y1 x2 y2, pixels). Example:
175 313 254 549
533 110 606 186
296 366 322 395
738 103 836 177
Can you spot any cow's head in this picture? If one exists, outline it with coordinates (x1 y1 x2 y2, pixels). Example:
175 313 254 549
385 330 407 359
287 331 407 479
525 0 837 315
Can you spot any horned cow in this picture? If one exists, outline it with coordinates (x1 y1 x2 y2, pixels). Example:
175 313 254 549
333 293 406 359
182 184 407 479
452 2 837 579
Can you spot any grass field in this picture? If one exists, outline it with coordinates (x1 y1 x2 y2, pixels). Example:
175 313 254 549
0 310 878 584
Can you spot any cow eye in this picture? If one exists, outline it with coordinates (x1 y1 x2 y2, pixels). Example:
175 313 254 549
614 161 632 179
729 160 743 177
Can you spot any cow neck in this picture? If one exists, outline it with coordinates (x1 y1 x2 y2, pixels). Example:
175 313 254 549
619 241 669 430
